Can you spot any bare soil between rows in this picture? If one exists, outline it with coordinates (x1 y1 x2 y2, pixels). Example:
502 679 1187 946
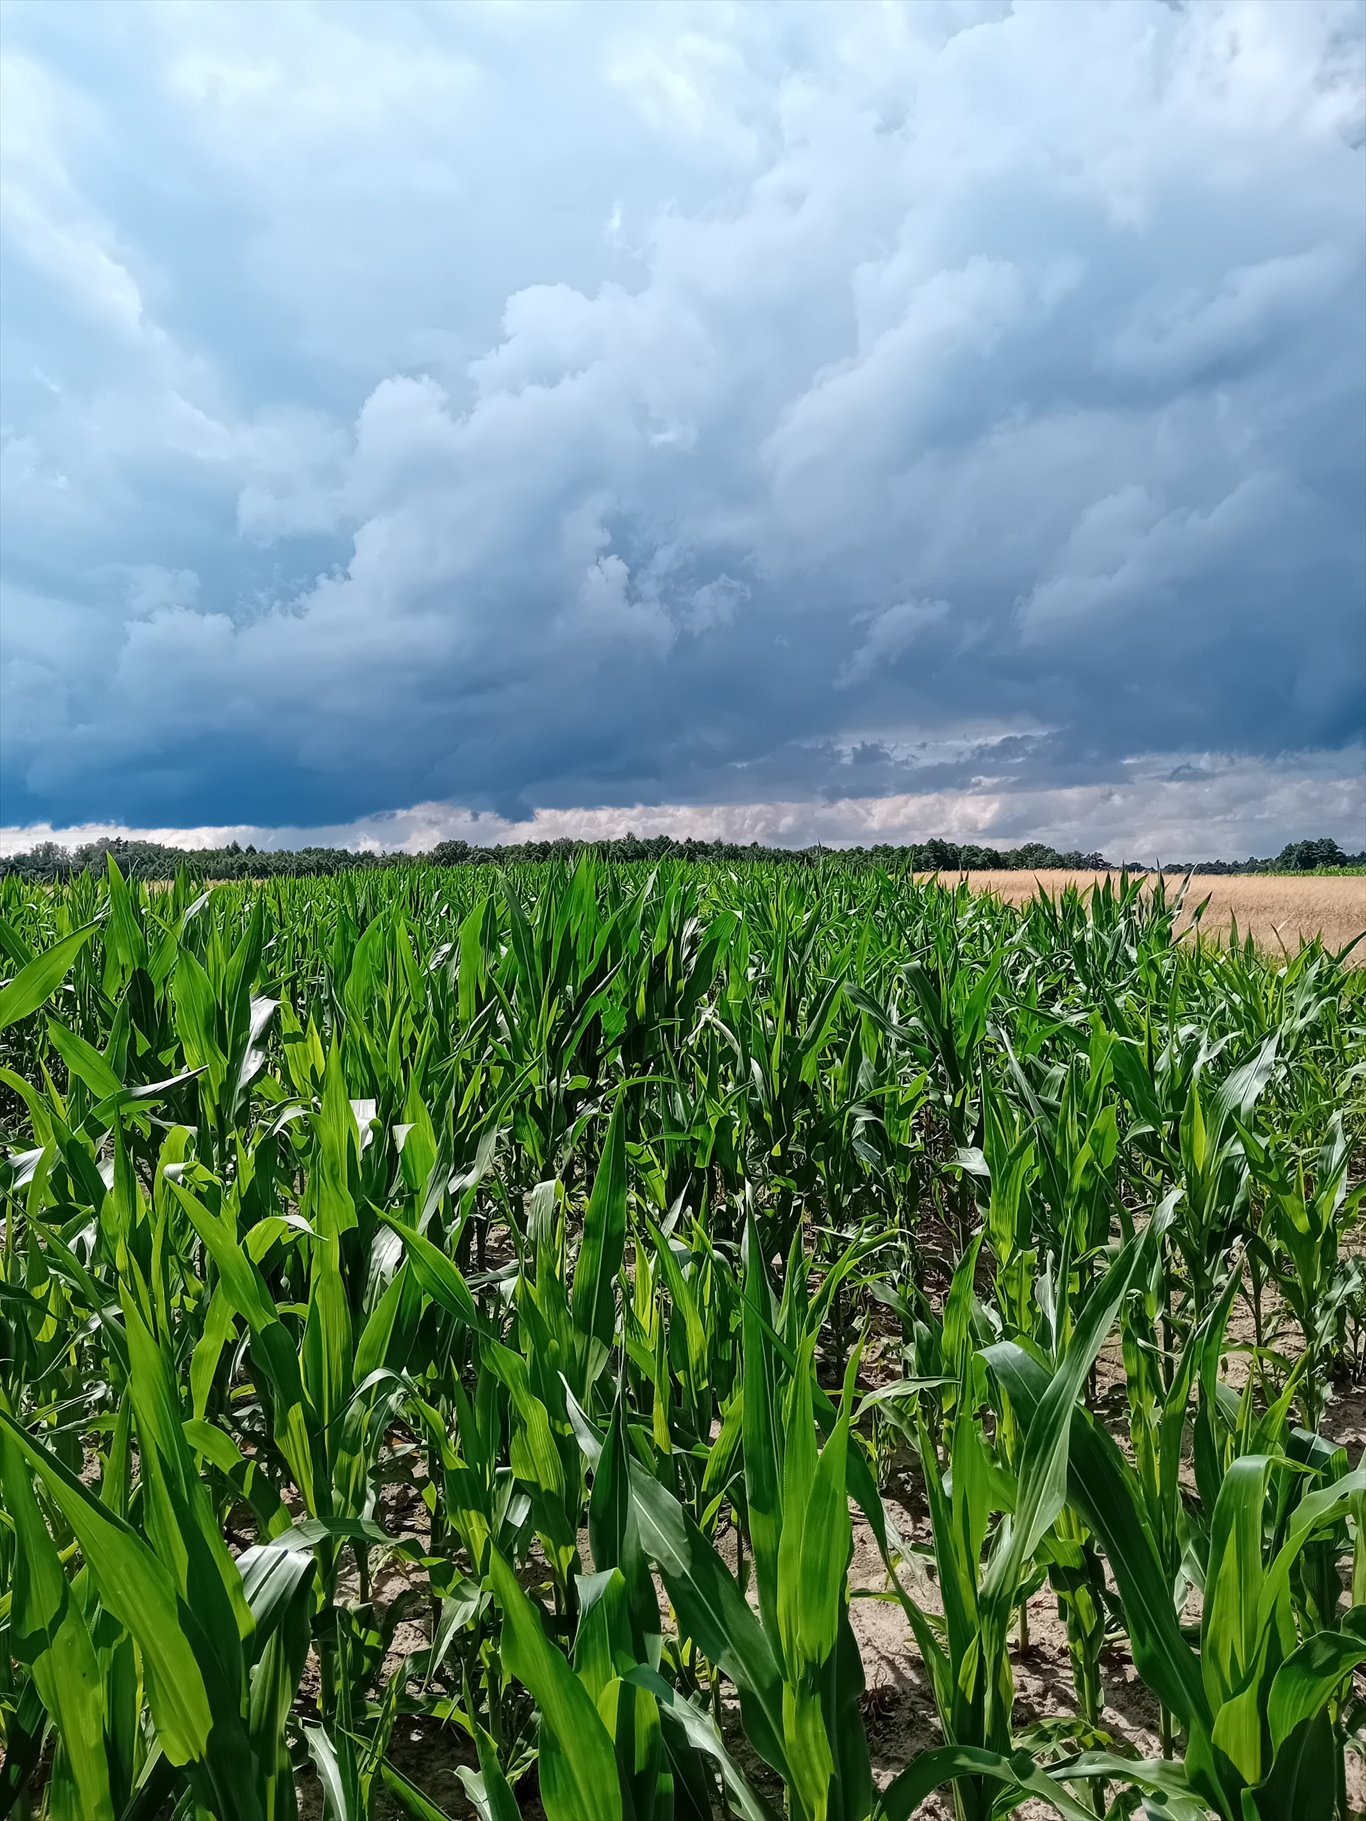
296 1349 1366 1821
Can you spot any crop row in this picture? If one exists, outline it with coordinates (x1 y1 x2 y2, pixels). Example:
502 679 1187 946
1 857 1363 1820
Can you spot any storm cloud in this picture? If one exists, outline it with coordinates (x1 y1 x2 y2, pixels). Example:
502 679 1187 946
2 0 1363 857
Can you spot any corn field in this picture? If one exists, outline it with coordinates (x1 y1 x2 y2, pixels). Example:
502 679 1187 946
1 856 1364 1821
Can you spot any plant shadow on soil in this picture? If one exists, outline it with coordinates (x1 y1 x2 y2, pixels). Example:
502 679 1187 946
295 1279 1366 1821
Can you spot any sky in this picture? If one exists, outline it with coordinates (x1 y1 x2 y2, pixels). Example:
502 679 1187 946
1 0 1364 862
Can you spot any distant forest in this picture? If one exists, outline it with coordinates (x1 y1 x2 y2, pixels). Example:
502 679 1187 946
1 832 1361 882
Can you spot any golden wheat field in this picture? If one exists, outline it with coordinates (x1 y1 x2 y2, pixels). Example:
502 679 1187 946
940 869 1366 956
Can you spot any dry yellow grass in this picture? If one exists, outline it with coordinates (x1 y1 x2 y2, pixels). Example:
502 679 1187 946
936 869 1366 958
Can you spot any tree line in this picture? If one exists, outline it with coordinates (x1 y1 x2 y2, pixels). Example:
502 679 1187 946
1 831 1361 882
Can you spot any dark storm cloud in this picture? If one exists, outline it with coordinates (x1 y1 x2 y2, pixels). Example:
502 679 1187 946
2 0 1363 856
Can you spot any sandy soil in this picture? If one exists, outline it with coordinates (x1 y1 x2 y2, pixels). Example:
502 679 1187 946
295 1354 1366 1821
934 870 1366 957
238 1231 1366 1817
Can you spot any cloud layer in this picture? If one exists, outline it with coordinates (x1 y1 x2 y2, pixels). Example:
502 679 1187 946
2 0 1364 857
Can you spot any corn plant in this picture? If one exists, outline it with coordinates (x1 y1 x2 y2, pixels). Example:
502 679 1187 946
2 855 1362 1820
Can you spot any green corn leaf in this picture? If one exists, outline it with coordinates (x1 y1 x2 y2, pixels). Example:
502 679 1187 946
301 1724 362 1821
776 1336 820 1675
0 1408 261 1812
119 1297 255 1691
983 1339 1211 1736
1203 1455 1271 1723
485 1546 623 1821
572 1095 628 1369
624 1667 783 1821
1250 1711 1342 1821
184 1419 292 1542
879 1743 1101 1821
377 1211 496 1342
0 1426 115 1821
382 1757 467 1821
588 1389 658 1657
985 1223 1150 1611
169 1178 319 1512
0 921 98 1032
46 1016 123 1104
795 1346 858 1673
628 1462 789 1779
741 1216 783 1646
1047 1753 1209 1820
452 1723 524 1821
1267 1622 1366 1754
